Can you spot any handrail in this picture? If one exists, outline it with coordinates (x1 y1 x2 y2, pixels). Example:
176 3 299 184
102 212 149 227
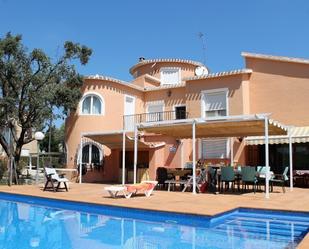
123 110 188 130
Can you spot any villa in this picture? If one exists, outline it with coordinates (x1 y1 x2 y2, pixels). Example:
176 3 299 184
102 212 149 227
1 52 309 249
65 52 309 184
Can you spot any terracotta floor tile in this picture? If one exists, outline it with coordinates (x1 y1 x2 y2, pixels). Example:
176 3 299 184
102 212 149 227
0 183 308 248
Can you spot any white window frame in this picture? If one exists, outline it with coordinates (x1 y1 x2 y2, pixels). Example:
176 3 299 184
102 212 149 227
201 88 229 119
79 92 105 116
160 67 181 85
81 142 103 164
173 104 186 120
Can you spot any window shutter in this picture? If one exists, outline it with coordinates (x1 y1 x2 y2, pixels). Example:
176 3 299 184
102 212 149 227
201 138 227 159
205 92 226 111
147 103 164 121
148 104 164 113
161 68 180 85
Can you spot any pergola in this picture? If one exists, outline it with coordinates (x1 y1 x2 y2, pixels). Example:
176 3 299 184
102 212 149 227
78 130 165 185
134 114 290 199
77 114 292 199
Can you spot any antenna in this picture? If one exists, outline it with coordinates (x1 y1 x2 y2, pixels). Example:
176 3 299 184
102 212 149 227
197 32 207 65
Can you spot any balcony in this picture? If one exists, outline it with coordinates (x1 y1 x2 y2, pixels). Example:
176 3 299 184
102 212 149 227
123 110 188 131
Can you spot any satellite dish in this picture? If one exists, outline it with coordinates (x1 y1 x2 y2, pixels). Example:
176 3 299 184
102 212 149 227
195 66 209 76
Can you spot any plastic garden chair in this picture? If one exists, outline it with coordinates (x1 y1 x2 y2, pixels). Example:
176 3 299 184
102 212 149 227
270 167 289 193
43 167 69 192
220 166 235 192
241 166 258 193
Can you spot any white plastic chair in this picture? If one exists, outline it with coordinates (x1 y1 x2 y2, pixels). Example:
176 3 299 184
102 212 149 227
43 167 69 192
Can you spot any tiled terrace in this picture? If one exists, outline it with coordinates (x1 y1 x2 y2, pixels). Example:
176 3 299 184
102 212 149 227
0 183 308 248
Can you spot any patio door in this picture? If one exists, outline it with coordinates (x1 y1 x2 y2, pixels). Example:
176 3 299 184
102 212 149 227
124 95 135 131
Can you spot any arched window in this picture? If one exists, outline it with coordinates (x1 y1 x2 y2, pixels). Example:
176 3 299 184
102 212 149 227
82 143 102 165
81 94 103 115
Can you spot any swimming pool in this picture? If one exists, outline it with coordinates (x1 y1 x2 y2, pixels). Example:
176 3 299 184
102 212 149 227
0 193 308 249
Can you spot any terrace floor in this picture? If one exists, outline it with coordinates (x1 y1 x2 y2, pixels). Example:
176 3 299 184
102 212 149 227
0 183 309 248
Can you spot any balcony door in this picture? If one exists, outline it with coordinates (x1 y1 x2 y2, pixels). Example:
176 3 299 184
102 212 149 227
175 105 186 119
124 95 135 131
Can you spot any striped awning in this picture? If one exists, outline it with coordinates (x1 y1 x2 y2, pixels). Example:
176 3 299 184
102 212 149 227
245 126 309 145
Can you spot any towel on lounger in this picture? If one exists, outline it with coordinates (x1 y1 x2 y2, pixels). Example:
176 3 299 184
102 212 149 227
126 183 155 192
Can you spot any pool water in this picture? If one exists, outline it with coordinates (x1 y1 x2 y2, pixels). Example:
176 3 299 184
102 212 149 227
0 193 308 249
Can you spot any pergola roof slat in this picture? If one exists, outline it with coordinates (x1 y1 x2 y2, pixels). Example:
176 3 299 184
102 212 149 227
138 115 288 138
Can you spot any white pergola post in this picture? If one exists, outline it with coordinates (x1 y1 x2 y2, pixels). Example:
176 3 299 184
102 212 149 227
122 130 126 185
265 116 270 199
289 127 293 191
192 121 197 194
79 136 83 184
230 137 234 166
133 125 138 184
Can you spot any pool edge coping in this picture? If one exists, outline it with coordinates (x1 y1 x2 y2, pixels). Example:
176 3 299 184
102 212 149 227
1 190 309 217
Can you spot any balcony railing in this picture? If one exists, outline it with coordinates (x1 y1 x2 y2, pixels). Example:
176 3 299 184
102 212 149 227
123 110 188 131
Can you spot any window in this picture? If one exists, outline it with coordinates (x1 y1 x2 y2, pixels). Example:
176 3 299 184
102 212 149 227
82 144 102 165
202 90 228 118
201 138 227 159
160 68 181 85
81 94 103 115
175 106 186 119
146 102 164 122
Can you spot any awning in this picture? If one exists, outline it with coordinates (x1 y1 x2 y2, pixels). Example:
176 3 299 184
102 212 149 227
83 130 165 149
138 115 288 138
245 126 309 145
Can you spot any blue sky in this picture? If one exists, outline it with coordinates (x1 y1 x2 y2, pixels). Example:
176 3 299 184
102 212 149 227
1 0 309 126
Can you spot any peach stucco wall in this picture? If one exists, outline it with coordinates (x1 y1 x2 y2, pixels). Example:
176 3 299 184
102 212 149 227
132 62 196 82
144 87 186 111
131 75 160 88
65 79 144 177
144 135 184 179
185 74 245 118
246 58 309 126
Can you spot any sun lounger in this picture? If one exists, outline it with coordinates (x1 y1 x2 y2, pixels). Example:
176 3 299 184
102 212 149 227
105 180 158 198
